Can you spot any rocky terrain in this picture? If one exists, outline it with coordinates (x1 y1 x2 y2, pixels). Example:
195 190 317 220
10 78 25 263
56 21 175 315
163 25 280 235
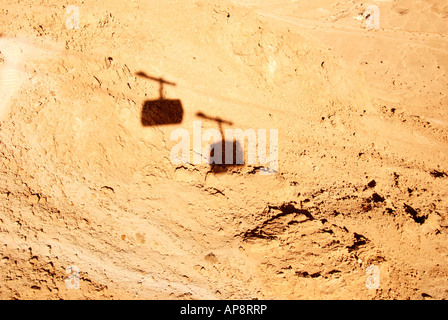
0 0 447 299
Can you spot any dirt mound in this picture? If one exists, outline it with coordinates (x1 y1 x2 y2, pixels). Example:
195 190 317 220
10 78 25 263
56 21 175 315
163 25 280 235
0 0 447 299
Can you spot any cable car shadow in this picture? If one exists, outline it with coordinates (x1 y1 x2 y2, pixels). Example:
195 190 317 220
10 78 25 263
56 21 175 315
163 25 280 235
208 139 245 174
196 112 245 175
141 99 183 126
136 71 183 126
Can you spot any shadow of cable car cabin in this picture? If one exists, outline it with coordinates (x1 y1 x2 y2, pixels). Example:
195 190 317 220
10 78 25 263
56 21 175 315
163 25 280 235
136 71 183 126
196 112 244 174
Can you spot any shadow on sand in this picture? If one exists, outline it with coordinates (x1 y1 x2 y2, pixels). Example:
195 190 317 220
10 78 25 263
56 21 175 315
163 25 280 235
196 111 244 174
136 71 183 126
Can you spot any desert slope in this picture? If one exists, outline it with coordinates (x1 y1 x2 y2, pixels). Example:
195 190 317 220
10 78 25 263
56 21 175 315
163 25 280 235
0 0 447 299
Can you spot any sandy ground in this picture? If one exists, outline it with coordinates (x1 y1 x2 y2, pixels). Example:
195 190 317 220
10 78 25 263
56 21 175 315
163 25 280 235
0 0 447 299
